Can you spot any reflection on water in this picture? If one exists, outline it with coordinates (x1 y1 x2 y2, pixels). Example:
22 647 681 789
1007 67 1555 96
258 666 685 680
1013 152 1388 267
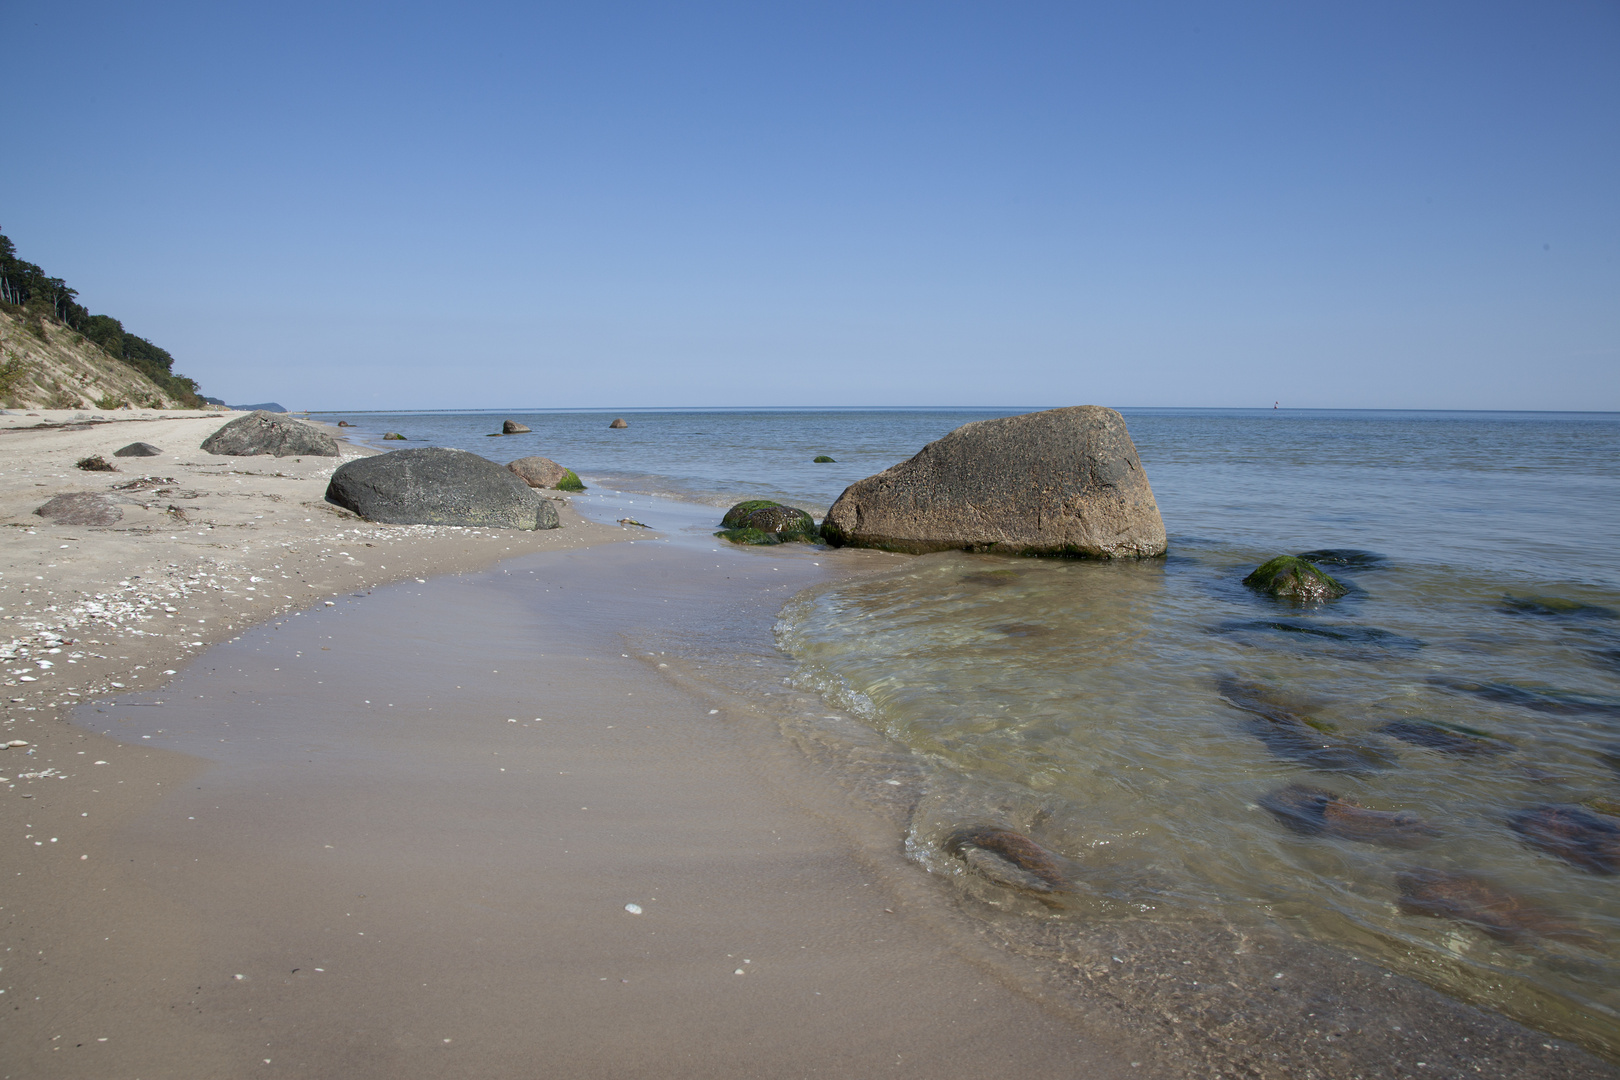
776 547 1620 1056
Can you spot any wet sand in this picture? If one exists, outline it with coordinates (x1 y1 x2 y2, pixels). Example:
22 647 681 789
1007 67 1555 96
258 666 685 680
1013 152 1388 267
6 534 1147 1078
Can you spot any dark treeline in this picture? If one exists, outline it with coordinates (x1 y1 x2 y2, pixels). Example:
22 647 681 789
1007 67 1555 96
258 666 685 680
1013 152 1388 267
0 227 203 406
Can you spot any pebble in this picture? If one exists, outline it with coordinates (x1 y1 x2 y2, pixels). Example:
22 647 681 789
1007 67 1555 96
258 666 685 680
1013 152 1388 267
624 903 643 915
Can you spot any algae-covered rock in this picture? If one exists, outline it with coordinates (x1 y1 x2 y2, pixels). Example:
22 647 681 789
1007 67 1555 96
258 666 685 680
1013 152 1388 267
507 456 583 491
1243 555 1347 601
382 432 406 440
813 455 835 463
717 500 817 545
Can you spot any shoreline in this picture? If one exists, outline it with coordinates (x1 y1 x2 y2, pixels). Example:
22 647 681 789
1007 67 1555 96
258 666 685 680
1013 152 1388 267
1 414 1615 1078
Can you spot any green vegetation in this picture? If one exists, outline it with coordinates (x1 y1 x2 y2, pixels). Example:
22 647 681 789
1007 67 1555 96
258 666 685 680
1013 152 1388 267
0 336 33 400
0 228 204 406
813 455 835 463
556 469 585 491
94 393 128 410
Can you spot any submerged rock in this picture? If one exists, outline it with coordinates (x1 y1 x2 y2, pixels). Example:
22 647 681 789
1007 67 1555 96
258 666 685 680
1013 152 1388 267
1427 676 1620 718
813 455 836 463
1215 619 1423 659
1260 783 1438 847
1499 595 1618 621
382 432 406 440
501 419 531 434
1395 867 1587 943
1378 719 1512 758
113 441 163 457
820 406 1166 558
1242 556 1348 602
943 825 1071 898
325 447 560 530
717 501 818 545
1216 676 1394 773
35 492 122 526
609 417 628 429
1294 549 1389 571
200 410 338 457
1509 804 1620 875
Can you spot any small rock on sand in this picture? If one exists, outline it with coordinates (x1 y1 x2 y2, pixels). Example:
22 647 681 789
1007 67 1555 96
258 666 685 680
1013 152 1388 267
114 442 164 457
35 492 123 526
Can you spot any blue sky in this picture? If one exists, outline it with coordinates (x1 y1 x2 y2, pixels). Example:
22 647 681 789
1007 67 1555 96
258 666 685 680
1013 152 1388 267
4 1 1616 410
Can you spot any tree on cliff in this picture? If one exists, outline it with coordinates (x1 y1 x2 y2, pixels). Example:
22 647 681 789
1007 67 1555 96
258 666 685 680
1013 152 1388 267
0 227 204 406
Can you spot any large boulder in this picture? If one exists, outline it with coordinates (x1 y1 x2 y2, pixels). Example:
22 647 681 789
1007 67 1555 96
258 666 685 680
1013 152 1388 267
820 406 1165 557
325 448 560 530
502 419 531 434
201 411 338 457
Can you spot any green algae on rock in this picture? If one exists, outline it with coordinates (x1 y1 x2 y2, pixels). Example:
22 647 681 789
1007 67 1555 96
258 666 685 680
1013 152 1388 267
556 469 585 491
1243 555 1348 601
813 455 835 463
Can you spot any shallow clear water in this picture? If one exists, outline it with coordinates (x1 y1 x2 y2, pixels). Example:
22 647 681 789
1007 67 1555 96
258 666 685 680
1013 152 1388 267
313 405 1620 1054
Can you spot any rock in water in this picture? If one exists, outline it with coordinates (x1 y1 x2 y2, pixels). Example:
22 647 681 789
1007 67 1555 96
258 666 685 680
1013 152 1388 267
717 500 818 545
1395 867 1586 943
325 448 560 530
1216 675 1394 773
507 456 569 488
820 406 1165 557
1243 555 1348 601
1260 783 1438 847
944 825 1071 897
200 410 339 457
502 419 531 434
382 432 406 440
35 493 123 526
113 442 163 457
609 417 629 429
1509 804 1620 874
1377 719 1512 758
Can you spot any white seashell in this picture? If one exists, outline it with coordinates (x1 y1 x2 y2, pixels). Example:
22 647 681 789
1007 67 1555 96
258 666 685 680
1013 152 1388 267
624 903 643 915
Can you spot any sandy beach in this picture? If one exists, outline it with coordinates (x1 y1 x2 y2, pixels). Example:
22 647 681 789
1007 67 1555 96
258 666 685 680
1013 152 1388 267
0 413 1151 1078
1 412 1614 1080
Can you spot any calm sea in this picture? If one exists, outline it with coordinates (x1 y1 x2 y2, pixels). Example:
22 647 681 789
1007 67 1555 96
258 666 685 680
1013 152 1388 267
313 406 1620 1054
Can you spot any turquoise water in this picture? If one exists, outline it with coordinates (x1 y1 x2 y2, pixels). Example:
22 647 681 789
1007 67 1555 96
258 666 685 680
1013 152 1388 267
314 406 1620 1053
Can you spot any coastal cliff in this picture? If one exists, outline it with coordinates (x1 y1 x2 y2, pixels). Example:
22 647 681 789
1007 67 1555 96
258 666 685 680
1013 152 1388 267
0 305 196 411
